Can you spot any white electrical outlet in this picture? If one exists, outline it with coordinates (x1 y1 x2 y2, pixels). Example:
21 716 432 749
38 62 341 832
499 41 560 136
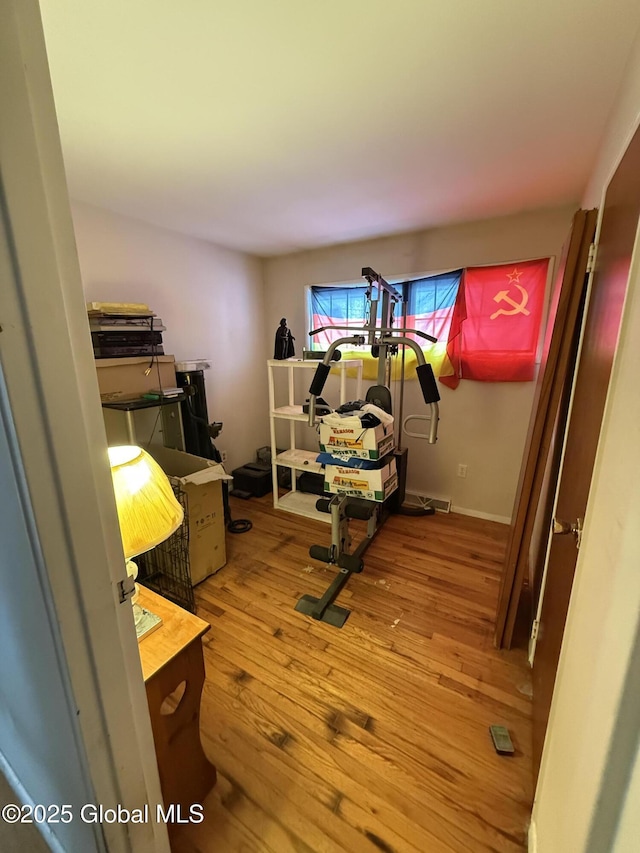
457 463 468 478
220 450 228 463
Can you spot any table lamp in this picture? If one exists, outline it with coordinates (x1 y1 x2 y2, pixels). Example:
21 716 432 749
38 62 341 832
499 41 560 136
108 445 184 640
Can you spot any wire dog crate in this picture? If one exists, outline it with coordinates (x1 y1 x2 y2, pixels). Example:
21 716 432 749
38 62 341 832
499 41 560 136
137 482 195 613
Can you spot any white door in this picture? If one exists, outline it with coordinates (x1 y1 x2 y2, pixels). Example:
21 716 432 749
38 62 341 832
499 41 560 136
0 1 169 850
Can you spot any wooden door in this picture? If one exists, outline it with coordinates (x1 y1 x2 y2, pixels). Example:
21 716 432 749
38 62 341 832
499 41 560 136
532 124 640 778
494 209 597 648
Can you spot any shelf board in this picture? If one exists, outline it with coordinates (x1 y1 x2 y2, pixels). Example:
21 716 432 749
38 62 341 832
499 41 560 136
274 449 323 474
271 405 308 421
276 490 330 523
102 394 185 411
267 358 364 368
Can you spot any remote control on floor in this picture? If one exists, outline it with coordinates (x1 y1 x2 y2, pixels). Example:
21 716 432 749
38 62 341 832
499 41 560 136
489 725 515 755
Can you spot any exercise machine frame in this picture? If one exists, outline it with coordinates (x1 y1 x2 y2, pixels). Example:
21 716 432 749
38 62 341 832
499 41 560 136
294 267 441 627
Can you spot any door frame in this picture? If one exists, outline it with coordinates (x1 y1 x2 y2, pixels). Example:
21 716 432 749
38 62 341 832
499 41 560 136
527 216 603 665
494 210 596 648
0 2 168 850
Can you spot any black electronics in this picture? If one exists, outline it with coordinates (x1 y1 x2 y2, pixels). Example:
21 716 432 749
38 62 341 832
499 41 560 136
176 368 214 460
229 488 252 500
91 330 164 358
176 366 253 534
231 463 272 497
302 349 342 361
93 344 165 358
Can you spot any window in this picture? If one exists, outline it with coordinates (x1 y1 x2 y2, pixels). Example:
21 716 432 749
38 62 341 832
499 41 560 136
309 285 369 352
307 270 462 381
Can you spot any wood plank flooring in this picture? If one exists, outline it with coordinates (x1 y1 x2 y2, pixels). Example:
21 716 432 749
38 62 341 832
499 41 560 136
171 495 532 853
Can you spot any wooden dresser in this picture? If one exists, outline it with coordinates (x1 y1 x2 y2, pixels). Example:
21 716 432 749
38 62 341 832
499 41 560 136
137 586 216 811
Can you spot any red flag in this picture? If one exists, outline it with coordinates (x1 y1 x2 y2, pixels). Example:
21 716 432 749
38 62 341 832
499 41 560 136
439 258 549 389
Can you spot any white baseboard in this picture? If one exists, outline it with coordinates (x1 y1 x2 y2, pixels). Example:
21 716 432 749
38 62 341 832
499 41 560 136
451 504 511 525
404 489 452 512
528 816 537 852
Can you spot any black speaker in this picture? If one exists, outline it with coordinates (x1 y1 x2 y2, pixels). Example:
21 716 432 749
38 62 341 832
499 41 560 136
176 369 213 459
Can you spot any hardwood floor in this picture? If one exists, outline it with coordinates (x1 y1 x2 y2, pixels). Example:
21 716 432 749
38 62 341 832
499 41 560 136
171 495 532 853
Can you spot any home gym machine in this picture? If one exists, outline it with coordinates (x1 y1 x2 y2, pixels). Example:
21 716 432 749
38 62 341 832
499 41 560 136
294 267 441 627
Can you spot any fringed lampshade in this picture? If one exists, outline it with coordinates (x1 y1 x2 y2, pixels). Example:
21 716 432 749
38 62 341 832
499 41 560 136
108 445 184 558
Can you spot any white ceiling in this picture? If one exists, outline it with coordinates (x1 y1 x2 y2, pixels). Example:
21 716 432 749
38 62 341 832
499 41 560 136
40 0 640 256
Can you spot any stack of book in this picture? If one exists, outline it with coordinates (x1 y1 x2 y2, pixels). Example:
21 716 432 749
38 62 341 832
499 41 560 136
87 302 166 359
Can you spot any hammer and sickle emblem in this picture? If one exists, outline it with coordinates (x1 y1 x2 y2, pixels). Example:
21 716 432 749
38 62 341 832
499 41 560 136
490 284 530 319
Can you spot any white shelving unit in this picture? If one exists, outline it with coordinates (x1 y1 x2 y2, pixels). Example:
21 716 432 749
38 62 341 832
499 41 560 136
267 358 363 522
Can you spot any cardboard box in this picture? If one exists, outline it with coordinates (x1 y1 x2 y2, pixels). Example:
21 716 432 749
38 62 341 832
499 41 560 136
324 458 398 502
146 446 232 585
96 355 177 402
319 421 394 460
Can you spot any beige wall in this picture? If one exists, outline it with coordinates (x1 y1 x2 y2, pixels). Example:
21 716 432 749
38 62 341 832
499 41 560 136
71 193 575 522
532 25 640 853
71 201 268 473
263 206 575 520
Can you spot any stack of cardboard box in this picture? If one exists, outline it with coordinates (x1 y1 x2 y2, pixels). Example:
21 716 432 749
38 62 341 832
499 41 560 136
319 420 398 502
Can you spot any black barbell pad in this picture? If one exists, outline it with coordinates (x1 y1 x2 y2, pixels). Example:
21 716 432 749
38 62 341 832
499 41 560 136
309 545 332 563
416 363 441 404
345 499 376 520
309 363 331 396
315 498 332 514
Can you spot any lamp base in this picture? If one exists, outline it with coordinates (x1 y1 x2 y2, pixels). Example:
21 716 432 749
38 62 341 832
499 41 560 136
127 560 163 640
134 604 163 641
